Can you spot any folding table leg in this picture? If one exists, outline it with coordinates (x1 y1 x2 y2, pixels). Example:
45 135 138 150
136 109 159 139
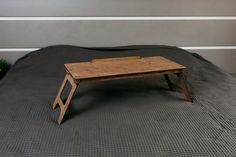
52 73 78 124
58 79 78 124
176 73 193 102
164 74 174 91
52 75 68 109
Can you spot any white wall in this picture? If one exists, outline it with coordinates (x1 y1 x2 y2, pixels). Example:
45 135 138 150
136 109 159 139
0 0 236 73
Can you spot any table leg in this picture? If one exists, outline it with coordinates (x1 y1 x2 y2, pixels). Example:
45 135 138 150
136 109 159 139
176 73 193 102
164 74 174 91
52 75 68 109
52 73 78 124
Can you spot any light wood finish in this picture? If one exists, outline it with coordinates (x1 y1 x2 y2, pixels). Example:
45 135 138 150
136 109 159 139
176 73 193 102
92 56 141 63
65 56 186 80
77 69 184 83
52 73 78 124
53 56 192 124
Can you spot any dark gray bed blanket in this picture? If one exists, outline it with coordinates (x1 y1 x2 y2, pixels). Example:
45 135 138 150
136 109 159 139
1 45 236 157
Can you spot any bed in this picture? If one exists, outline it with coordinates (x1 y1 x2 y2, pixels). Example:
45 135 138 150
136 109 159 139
1 45 236 156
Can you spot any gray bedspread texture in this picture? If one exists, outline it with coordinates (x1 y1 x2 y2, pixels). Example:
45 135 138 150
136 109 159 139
1 45 236 157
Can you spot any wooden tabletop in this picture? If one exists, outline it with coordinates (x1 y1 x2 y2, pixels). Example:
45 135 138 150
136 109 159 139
64 56 186 80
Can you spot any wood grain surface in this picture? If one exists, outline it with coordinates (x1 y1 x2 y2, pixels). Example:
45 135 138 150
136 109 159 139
64 56 186 80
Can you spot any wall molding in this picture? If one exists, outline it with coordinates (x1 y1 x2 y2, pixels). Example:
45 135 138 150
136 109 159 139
0 46 236 52
0 16 236 21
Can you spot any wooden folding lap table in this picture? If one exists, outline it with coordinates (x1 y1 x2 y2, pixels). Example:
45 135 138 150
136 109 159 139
53 56 193 124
